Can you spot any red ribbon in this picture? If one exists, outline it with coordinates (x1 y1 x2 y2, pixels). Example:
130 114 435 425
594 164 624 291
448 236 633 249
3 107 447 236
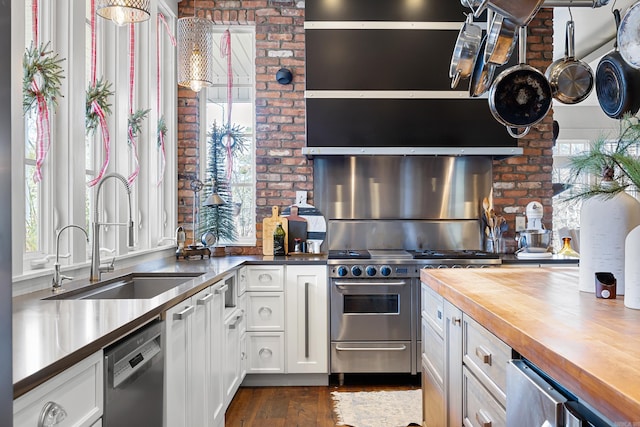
127 23 139 185
220 29 233 181
32 0 38 45
32 79 50 183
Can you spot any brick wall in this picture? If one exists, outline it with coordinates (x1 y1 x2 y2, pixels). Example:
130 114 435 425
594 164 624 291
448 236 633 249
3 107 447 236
176 2 554 254
493 9 555 252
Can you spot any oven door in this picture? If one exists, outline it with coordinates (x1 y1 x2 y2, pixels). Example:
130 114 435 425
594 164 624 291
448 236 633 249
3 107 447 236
331 279 411 341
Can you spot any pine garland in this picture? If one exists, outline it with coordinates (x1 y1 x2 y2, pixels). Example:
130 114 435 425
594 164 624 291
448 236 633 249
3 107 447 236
86 78 114 134
158 115 168 147
567 113 640 201
127 108 151 145
23 41 65 114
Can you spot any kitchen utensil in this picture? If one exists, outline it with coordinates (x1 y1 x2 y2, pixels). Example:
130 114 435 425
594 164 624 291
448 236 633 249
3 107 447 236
596 9 640 119
488 26 552 138
473 0 545 27
618 2 640 69
469 35 497 97
484 13 519 66
262 206 288 256
545 20 594 104
285 205 307 255
450 13 483 89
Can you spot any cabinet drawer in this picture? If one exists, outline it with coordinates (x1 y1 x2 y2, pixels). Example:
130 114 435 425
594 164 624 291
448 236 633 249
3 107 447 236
246 292 285 331
246 332 285 373
422 319 444 386
238 266 247 295
421 282 444 337
246 266 284 291
462 366 506 427
14 351 103 427
463 315 510 405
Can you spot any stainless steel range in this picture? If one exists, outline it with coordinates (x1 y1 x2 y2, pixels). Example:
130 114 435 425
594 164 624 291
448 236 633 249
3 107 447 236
328 249 500 378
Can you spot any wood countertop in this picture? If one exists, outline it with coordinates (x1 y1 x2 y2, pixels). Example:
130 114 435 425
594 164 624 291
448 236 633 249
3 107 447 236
420 267 640 424
12 254 326 398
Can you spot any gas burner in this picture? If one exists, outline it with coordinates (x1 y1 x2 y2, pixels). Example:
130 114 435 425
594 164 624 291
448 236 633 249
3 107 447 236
410 249 500 260
328 249 371 260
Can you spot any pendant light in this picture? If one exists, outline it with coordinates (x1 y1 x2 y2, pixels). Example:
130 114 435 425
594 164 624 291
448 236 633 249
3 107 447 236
96 0 151 26
177 1 214 92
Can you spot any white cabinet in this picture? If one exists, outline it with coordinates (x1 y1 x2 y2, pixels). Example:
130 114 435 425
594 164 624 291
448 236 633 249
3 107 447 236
14 351 103 427
165 280 226 427
285 264 328 374
223 306 245 405
421 282 510 427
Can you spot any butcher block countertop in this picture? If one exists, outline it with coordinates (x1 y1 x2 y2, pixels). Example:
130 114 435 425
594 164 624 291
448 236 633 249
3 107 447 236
420 267 640 424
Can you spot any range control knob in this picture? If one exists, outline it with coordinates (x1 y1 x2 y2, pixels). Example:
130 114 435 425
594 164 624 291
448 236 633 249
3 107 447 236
351 265 363 277
380 265 392 277
337 266 349 277
366 265 377 276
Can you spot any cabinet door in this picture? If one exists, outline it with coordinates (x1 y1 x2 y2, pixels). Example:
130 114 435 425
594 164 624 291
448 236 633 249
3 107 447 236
285 265 328 373
445 300 463 427
165 299 196 427
422 354 445 427
209 282 226 426
223 309 243 407
191 288 213 427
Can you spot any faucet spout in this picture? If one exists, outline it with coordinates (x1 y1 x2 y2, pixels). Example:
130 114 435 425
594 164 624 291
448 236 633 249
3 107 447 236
52 225 89 292
90 173 134 282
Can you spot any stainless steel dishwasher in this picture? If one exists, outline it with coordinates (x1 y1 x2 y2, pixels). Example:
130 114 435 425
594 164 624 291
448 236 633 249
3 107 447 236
104 319 164 427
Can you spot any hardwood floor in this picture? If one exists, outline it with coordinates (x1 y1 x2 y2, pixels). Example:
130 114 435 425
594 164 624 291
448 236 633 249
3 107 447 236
225 375 421 427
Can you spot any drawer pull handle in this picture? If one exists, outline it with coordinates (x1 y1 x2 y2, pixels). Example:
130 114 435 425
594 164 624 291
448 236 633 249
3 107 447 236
258 273 273 283
437 309 442 320
475 409 492 427
215 284 229 294
305 282 310 358
258 306 273 318
197 293 213 305
38 401 67 427
335 345 407 351
259 347 273 358
475 346 492 365
174 305 195 320
452 317 461 326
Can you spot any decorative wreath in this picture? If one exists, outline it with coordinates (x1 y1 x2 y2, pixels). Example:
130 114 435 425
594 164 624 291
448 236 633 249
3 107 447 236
86 78 114 134
127 108 151 145
22 41 64 114
157 115 168 147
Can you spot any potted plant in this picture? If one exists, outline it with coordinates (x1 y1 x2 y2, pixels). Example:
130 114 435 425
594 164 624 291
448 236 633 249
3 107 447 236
567 113 640 301
199 121 248 254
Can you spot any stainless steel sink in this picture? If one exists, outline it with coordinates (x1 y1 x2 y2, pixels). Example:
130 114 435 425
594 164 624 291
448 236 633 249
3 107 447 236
44 272 204 300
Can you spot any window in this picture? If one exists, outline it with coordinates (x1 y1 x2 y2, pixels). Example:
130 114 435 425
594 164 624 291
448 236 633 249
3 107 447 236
13 0 178 288
201 27 256 246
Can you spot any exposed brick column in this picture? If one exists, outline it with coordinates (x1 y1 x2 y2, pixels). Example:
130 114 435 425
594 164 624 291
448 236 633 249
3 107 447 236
492 8 555 253
177 0 308 254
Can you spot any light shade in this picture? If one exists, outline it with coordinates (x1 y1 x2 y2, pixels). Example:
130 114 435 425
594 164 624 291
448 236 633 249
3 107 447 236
177 16 214 92
204 192 225 207
96 0 150 25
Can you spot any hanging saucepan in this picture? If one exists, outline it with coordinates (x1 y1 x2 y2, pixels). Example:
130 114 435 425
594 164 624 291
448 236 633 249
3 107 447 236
618 2 640 69
545 20 594 104
484 13 518 66
469 35 496 97
596 9 640 119
488 27 552 138
449 13 483 89
473 0 545 26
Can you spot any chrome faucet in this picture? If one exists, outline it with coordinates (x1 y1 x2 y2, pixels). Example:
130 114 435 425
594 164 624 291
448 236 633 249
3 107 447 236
52 225 89 292
90 173 134 282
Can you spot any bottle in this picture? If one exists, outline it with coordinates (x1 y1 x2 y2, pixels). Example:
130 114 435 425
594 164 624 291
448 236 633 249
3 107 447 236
273 222 286 256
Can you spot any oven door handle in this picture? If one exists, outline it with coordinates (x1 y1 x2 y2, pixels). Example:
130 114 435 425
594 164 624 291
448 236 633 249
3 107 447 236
335 345 407 351
333 280 408 288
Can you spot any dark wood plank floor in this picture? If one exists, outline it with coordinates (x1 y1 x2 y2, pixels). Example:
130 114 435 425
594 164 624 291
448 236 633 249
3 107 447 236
225 375 421 427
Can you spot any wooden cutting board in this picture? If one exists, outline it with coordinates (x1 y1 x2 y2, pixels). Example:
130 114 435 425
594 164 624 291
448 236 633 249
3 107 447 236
262 206 288 255
286 206 307 254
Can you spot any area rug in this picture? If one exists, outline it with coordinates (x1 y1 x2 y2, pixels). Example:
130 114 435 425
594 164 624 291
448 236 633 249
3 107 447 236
331 389 422 427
